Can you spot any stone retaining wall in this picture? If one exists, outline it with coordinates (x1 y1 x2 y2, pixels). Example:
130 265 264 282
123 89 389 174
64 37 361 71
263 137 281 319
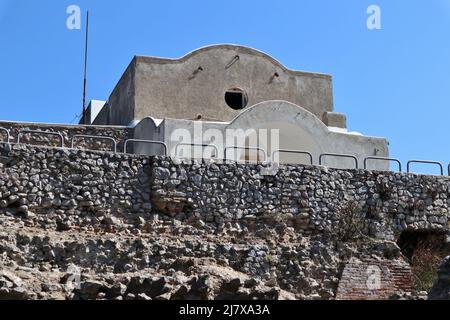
0 144 151 232
0 144 449 240
1 144 450 299
150 157 450 240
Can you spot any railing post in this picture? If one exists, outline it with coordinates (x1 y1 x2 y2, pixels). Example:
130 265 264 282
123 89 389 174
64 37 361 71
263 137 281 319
70 135 117 153
124 139 168 156
407 160 444 176
272 149 313 165
0 127 10 145
174 143 219 159
363 156 402 172
17 129 64 148
319 153 359 169
224 146 267 162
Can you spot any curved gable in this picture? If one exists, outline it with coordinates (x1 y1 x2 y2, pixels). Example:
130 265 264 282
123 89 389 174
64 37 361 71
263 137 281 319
136 44 331 79
106 44 334 125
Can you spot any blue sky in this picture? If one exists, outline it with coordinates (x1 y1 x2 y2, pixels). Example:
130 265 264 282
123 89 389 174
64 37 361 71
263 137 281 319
0 0 450 173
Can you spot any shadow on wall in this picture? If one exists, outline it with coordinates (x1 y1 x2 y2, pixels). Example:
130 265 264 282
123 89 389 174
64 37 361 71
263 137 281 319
397 230 450 292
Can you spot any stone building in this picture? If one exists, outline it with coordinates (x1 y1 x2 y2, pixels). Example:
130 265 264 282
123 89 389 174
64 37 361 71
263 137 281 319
81 44 389 169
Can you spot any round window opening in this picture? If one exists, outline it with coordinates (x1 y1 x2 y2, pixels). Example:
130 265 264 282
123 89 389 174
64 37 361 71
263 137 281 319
225 88 248 110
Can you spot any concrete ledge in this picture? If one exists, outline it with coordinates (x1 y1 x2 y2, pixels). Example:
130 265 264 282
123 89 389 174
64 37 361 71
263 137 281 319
322 112 347 129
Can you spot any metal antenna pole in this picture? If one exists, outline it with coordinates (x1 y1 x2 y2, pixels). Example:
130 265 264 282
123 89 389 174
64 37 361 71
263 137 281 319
82 11 89 124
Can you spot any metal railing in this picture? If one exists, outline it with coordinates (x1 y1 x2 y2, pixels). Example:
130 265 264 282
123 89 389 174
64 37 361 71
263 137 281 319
364 156 402 172
407 160 444 176
272 149 313 165
319 153 359 169
71 135 117 153
124 139 168 156
175 143 219 158
0 127 10 144
5 126 450 177
224 146 267 162
17 129 64 148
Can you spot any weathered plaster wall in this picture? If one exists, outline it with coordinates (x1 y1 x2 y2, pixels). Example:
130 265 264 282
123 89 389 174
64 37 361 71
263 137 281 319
143 101 389 170
102 45 334 125
223 101 388 169
100 60 136 126
132 117 165 155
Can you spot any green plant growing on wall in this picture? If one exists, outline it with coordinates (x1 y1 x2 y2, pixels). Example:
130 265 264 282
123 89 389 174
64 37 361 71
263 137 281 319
411 238 445 292
376 181 392 201
425 185 439 200
333 201 368 242
266 254 275 264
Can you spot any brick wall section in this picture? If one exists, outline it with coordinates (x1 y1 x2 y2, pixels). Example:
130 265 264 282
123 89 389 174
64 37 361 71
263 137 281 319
0 120 133 153
336 258 413 300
